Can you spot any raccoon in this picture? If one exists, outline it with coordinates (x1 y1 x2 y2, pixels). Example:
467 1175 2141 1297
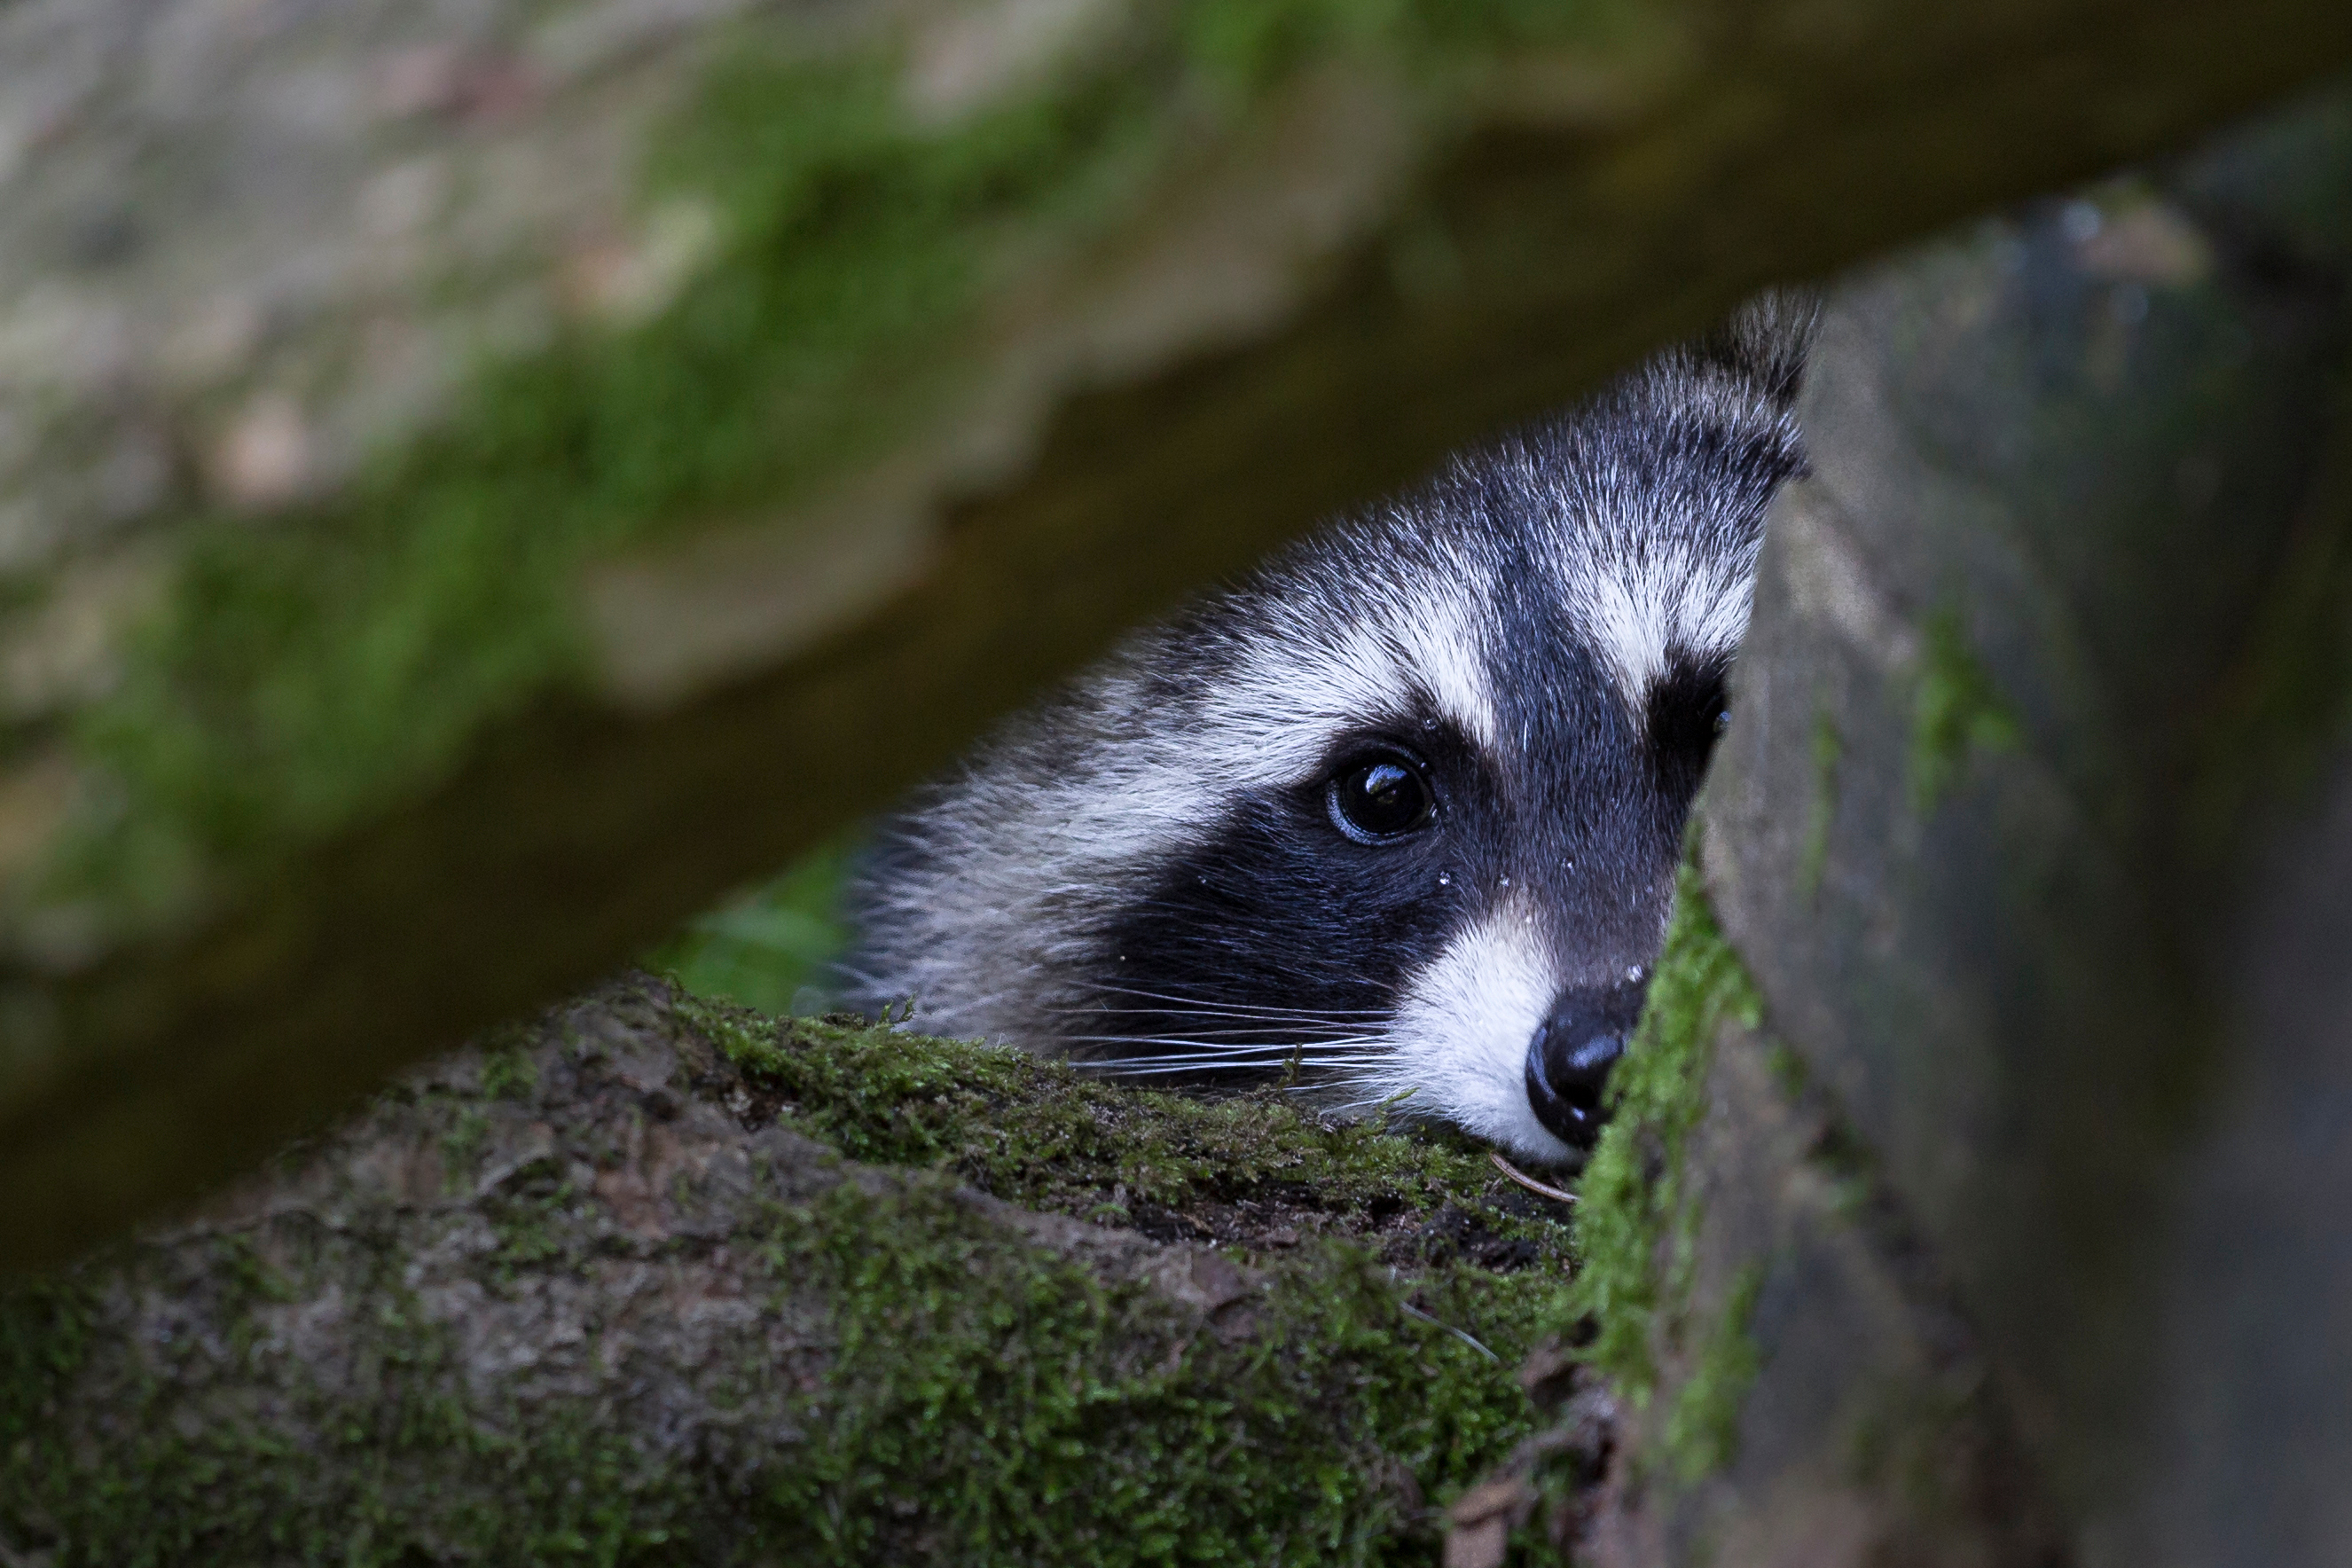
844 295 1813 1164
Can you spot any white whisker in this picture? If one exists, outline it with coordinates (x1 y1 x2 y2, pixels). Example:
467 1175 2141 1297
1075 1046 1387 1066
1054 1018 1387 1042
1081 1055 1397 1077
1062 1032 1388 1052
1063 984 1389 1021
1052 1011 1388 1038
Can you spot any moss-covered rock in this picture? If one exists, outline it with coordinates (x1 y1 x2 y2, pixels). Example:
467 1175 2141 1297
1 976 1583 1564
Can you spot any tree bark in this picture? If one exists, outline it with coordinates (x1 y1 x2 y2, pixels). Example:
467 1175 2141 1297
1 975 1600 1564
1579 78 2352 1568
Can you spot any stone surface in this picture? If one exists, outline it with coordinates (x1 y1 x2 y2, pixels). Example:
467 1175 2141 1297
1689 86 2352 1568
1588 1010 2061 1568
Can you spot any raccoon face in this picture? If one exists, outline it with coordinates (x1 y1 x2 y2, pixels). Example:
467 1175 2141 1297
1075 511 1756 1164
847 304 1809 1166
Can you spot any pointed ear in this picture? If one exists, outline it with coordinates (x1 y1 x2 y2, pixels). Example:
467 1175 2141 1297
1694 287 1821 411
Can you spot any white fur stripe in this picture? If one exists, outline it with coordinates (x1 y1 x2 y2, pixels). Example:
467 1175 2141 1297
1570 540 1755 710
1360 898 1572 1164
1221 562 1498 790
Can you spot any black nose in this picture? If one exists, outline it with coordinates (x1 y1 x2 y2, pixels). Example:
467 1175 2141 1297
1524 978 1648 1151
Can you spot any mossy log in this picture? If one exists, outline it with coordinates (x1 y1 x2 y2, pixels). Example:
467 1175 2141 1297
1558 83 2352 1567
1 975 1605 1564
7 0 2352 1272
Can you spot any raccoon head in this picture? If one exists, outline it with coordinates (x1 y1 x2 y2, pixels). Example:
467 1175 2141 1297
848 297 1812 1164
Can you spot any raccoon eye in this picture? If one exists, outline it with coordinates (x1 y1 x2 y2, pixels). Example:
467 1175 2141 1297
1647 661 1734 772
1328 755 1437 843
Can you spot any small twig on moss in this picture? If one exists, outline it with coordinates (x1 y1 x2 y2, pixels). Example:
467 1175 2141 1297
1489 1152 1577 1204
1399 1301 1501 1363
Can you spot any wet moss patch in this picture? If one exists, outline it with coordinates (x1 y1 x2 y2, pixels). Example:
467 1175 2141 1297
1560 858 1760 1404
748 1179 1554 1565
1799 703 1842 898
1658 1259 1764 1482
53 52 1165 924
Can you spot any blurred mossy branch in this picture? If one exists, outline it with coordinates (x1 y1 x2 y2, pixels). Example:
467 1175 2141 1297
2 0 2348 1271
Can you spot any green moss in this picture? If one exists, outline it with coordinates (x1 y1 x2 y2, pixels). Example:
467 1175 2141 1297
210 1230 298 1313
482 1173 580 1280
1907 608 2021 818
2 1252 711 1565
673 991 1569 1244
50 55 1163 922
0 1279 94 1456
439 1100 491 1181
1561 855 1760 1403
1659 1261 1763 1483
478 1038 541 1100
748 1179 1556 1565
1176 0 1638 91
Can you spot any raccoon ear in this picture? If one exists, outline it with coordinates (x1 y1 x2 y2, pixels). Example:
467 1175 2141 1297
1696 288 1820 411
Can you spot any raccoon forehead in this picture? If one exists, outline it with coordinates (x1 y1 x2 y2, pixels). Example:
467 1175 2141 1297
1497 368 1799 709
1564 529 1759 707
1200 568 1502 788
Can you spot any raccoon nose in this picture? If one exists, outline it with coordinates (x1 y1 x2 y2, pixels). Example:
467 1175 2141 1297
1524 979 1649 1152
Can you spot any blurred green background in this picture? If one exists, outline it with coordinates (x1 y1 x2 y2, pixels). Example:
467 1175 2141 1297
649 839 857 1016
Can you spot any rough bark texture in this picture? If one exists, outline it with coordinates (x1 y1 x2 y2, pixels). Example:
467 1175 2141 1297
0 974 1600 1564
7 0 2352 1271
1572 82 2352 1568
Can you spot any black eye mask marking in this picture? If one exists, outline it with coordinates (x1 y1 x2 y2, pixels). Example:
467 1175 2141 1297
1645 655 1734 800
